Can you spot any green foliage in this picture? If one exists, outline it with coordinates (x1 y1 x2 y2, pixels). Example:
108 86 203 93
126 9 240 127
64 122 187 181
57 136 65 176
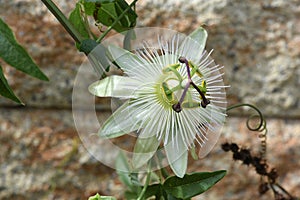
116 152 226 200
118 170 226 199
79 39 99 54
163 170 227 199
2 1 225 198
69 3 90 39
0 18 48 103
116 152 142 197
0 65 22 104
83 0 137 33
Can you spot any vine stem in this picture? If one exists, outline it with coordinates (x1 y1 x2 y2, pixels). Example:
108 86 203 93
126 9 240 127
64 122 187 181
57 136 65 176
96 0 139 43
41 0 83 43
137 164 152 200
274 183 295 199
226 103 264 131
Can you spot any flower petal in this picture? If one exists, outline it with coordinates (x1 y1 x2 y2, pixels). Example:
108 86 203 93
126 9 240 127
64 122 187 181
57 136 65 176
88 75 138 98
108 45 143 73
132 132 161 169
99 101 140 138
167 149 188 178
198 122 224 158
165 134 188 178
179 27 208 63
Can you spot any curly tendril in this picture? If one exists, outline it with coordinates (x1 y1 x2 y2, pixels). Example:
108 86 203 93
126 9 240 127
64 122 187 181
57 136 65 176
223 104 297 199
227 103 264 131
226 103 268 163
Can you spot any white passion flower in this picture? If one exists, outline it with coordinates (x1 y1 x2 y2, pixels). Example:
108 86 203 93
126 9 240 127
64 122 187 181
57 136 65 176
89 27 227 177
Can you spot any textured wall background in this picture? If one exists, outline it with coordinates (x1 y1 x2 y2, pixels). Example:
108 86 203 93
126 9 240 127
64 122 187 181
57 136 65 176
1 0 299 117
0 0 299 199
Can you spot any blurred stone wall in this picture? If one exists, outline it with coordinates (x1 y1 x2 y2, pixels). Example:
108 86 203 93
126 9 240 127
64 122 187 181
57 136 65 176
0 0 299 199
0 0 299 117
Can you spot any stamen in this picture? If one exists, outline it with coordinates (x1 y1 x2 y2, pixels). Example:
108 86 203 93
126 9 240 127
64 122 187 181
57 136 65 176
172 103 182 113
172 57 210 112
190 82 210 108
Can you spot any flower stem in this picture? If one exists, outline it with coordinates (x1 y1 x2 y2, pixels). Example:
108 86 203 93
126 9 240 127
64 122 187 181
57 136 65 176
137 165 152 200
41 0 83 43
96 0 139 43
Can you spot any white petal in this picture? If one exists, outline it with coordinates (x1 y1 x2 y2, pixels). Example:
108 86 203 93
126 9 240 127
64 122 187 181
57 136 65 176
108 45 143 73
198 122 224 158
132 131 161 169
99 101 140 138
178 27 208 62
165 133 188 178
88 76 139 98
167 149 188 178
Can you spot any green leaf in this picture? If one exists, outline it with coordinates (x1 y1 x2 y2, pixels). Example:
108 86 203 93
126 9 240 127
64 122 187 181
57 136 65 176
0 18 48 81
163 170 226 199
143 184 164 200
124 191 139 200
0 65 23 104
93 0 137 33
83 2 96 16
88 193 117 200
69 3 90 39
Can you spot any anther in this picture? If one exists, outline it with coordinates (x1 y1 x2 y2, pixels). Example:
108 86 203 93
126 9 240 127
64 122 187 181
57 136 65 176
178 56 187 64
201 98 211 108
172 103 182 113
172 56 210 113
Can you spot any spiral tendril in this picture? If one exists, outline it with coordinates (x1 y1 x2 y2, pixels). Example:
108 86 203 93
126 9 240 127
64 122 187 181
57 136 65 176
226 103 268 163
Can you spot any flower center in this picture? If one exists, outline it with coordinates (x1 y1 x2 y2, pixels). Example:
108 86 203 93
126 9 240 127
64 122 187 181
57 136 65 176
156 57 210 112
